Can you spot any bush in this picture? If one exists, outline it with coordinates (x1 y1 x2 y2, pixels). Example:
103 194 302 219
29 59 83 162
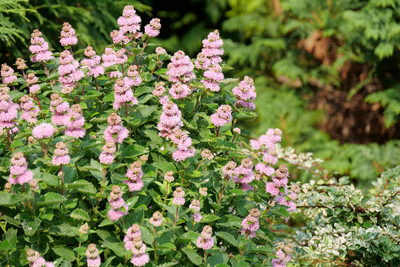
0 5 296 267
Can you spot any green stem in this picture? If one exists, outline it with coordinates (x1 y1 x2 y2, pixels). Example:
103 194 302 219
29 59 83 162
173 206 179 227
60 164 65 196
204 250 207 267
153 226 158 264
164 182 169 204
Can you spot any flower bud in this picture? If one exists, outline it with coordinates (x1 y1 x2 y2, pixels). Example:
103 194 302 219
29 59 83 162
79 223 89 235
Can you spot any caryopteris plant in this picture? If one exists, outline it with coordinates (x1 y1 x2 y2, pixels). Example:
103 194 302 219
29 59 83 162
0 5 297 267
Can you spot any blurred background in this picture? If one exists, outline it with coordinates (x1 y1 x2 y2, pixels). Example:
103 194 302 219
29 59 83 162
1 0 400 189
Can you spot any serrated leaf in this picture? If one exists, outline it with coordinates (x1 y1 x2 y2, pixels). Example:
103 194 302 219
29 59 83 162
156 262 178 267
53 247 75 261
144 130 163 145
0 192 25 207
49 223 77 237
216 232 239 248
100 256 116 267
70 209 90 221
36 192 67 206
153 162 177 173
123 144 149 158
201 214 220 223
10 140 24 148
182 248 203 265
22 218 41 236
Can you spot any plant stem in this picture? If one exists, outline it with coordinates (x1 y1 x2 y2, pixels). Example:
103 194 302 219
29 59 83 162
204 250 207 267
153 226 158 264
196 159 203 171
191 214 195 231
216 126 220 138
138 37 150 68
218 183 226 205
60 164 65 196
173 206 179 227
81 85 85 96
94 77 99 91
42 62 50 77
164 182 169 204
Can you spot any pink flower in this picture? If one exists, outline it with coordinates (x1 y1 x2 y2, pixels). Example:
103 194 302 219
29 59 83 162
144 18 161 37
32 123 54 139
130 253 149 266
166 50 195 83
210 105 232 127
87 257 101 267
266 182 280 196
29 30 54 63
196 225 214 250
169 82 190 99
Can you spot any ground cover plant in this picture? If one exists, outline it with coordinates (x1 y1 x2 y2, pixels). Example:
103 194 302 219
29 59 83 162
0 5 297 267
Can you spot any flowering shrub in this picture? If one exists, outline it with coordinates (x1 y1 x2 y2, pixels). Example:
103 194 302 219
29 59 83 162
0 5 298 267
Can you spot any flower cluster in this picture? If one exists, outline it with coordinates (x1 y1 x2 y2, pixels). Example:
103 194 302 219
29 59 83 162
234 158 255 191
189 199 202 223
9 152 33 185
32 123 54 140
241 209 260 237
52 142 70 166
149 211 163 227
152 82 166 98
144 18 161 37
124 224 149 266
64 104 86 138
108 185 128 221
0 87 19 131
15 58 27 71
81 46 104 78
196 225 214 250
169 82 191 99
26 73 41 95
29 29 54 63
126 65 142 85
210 105 232 127
1 63 17 85
85 244 101 267
99 141 116 165
157 102 183 138
171 128 195 162
201 30 224 64
166 51 195 83
272 243 293 267
172 187 185 205
50 93 70 126
124 161 144 192
202 64 224 92
222 161 237 177
232 76 256 110
113 77 138 110
60 22 78 47
104 113 129 143
58 50 84 94
26 249 55 267
111 5 142 44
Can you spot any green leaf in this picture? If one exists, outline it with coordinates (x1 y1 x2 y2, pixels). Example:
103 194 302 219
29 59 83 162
90 159 104 182
201 214 220 223
249 245 273 255
123 144 149 158
36 192 67 206
156 262 178 267
153 162 177 173
9 91 25 101
157 243 176 250
182 248 203 265
49 223 77 237
22 218 41 236
70 209 90 221
216 232 239 248
100 256 116 267
0 192 25 207
102 241 128 257
207 253 229 266
53 247 75 261
144 130 163 145
103 93 114 102
10 140 24 148
271 206 290 218
374 43 394 59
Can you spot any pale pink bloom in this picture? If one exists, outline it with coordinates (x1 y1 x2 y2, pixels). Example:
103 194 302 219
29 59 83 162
32 123 54 139
169 83 190 99
255 163 275 176
193 213 202 223
52 155 70 166
124 179 144 192
99 152 114 165
87 256 101 267
60 36 78 46
271 259 286 267
266 182 280 196
196 237 214 250
130 254 149 267
172 196 185 205
172 149 195 162
145 25 160 37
